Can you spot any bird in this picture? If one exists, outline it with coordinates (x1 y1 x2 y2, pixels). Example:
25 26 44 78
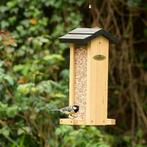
53 105 79 119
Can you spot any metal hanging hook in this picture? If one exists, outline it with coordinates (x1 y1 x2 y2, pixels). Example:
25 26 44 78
88 0 92 9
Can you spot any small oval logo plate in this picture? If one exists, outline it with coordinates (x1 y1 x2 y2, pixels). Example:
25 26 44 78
93 54 106 60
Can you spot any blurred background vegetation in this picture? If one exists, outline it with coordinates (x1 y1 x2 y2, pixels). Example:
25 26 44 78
0 0 146 146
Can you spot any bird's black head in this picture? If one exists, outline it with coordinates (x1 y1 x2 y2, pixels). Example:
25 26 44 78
72 105 79 113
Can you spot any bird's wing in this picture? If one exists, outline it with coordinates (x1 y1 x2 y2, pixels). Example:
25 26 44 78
61 106 72 111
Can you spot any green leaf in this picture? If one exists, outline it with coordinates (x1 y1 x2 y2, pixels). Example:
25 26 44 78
17 127 31 135
0 60 4 67
0 127 10 137
43 54 64 65
7 1 17 8
0 6 8 13
37 80 52 93
136 129 143 139
1 20 9 28
4 75 14 85
17 83 35 95
6 105 18 118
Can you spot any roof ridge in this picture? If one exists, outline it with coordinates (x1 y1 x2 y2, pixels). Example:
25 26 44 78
59 28 119 44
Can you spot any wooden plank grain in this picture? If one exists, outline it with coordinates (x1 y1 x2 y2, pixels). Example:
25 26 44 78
69 44 75 105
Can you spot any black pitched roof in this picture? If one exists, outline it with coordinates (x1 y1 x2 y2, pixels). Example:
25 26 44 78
59 28 119 45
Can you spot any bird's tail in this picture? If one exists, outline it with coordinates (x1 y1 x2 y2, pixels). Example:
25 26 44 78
50 109 61 112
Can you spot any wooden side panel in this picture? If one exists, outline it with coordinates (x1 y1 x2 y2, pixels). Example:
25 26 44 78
69 44 75 105
86 42 93 123
86 36 109 123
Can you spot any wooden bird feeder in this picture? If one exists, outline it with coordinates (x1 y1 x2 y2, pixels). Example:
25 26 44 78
59 28 118 125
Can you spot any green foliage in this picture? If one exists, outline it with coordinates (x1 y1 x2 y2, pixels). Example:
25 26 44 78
127 0 142 7
0 0 87 146
56 126 114 147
